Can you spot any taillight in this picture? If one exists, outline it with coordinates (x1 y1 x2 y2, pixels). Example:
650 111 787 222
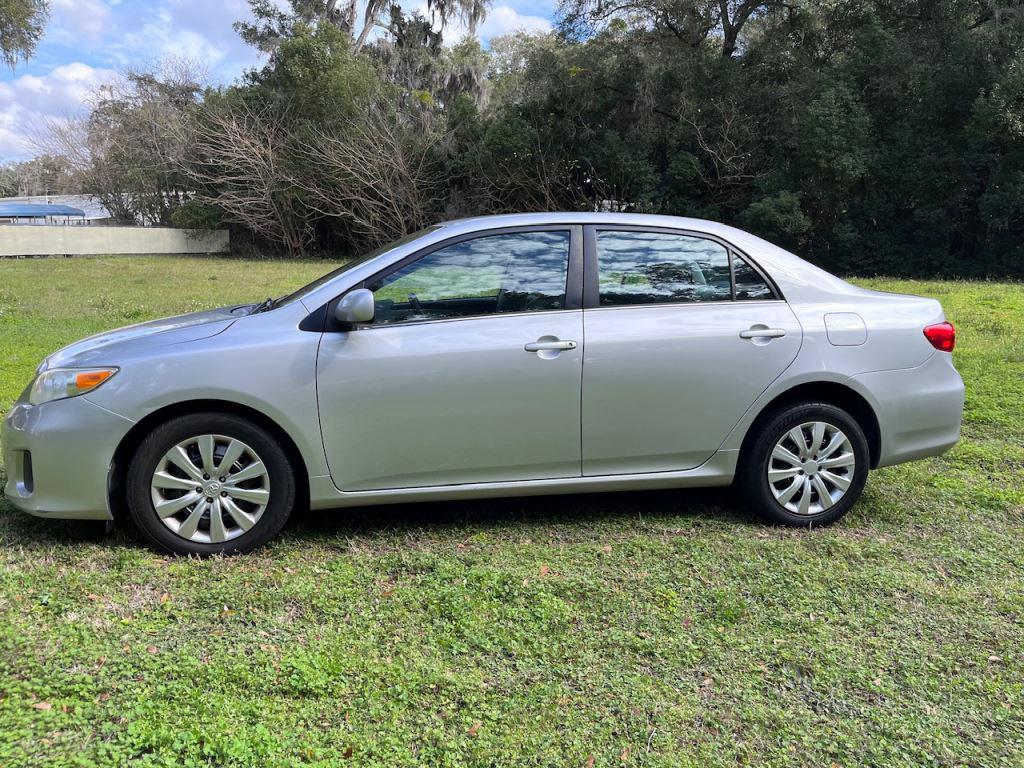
924 321 956 352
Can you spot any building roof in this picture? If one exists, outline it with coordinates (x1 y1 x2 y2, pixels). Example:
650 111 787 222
0 202 86 218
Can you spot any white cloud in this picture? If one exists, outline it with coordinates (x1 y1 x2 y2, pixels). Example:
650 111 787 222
35 0 264 80
0 62 112 114
107 0 262 76
49 0 114 44
156 0 258 68
0 111 26 159
115 24 227 69
477 5 553 39
0 63 116 159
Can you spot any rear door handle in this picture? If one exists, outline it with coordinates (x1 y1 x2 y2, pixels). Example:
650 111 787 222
525 339 577 352
740 327 786 339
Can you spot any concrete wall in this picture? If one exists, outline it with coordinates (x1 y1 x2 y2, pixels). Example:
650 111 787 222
0 225 229 257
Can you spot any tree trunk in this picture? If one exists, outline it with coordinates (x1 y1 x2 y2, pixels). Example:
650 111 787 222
353 0 383 51
722 25 739 57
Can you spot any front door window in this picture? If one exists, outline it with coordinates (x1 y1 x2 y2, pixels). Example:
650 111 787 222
368 231 571 325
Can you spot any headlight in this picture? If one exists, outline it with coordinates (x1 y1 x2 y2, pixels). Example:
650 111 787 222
29 368 118 406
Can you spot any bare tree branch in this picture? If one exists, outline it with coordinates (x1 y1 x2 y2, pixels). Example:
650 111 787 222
291 105 444 247
185 101 313 255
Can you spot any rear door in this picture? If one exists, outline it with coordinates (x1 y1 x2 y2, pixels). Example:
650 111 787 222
581 226 801 475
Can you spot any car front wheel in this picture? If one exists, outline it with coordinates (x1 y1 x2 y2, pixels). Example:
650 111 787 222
126 413 296 555
738 402 869 527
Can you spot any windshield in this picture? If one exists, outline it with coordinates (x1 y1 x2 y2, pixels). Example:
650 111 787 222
274 226 443 308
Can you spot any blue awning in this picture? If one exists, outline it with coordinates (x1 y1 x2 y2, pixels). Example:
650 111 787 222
0 202 86 218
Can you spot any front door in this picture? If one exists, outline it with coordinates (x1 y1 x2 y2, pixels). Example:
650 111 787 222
581 227 802 475
317 227 584 491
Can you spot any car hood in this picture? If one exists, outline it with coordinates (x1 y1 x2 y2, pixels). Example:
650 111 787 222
41 305 247 370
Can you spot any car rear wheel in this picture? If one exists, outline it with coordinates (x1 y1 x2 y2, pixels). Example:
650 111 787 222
126 413 295 555
738 402 869 527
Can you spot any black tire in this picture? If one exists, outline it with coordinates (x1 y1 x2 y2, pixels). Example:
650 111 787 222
737 402 869 527
126 412 296 555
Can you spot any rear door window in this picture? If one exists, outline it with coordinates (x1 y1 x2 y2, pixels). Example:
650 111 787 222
595 230 776 305
596 231 731 306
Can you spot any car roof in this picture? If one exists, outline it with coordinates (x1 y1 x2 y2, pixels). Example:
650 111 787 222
438 212 744 238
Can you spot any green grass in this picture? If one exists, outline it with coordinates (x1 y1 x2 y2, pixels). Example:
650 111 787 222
1 256 1022 767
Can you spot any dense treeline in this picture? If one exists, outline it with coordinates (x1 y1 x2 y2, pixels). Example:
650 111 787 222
31 0 1024 276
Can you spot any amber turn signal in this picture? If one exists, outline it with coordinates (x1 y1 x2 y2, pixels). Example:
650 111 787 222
74 370 114 390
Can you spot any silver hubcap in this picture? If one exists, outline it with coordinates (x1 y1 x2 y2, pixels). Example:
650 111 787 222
767 421 855 516
150 434 270 544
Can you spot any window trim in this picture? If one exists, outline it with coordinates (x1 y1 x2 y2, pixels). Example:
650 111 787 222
582 224 783 310
729 247 782 302
325 224 584 331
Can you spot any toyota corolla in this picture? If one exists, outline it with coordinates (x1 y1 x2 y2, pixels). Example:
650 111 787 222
2 214 965 554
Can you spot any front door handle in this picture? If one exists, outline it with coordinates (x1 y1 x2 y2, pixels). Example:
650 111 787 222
525 339 577 352
739 327 786 339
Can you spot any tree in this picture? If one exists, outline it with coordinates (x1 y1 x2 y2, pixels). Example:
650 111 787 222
183 24 395 255
557 0 788 58
234 0 349 54
184 19 483 255
185 100 313 256
0 154 79 196
372 7 488 110
36 61 202 225
236 0 493 54
0 0 48 68
293 104 444 247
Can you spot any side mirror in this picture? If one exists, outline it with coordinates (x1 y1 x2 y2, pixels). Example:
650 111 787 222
334 288 375 325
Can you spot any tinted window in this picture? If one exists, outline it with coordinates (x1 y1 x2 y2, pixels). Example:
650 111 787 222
733 253 774 300
368 231 570 325
596 231 732 306
277 226 441 308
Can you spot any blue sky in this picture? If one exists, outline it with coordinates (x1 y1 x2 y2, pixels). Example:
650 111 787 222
0 0 554 160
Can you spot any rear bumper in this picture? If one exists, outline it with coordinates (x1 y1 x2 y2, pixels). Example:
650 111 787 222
853 352 965 468
2 396 134 520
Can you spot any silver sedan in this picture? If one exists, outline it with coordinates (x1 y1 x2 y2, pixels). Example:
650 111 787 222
2 213 965 554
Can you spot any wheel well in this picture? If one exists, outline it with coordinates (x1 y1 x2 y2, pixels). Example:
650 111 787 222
108 399 310 521
740 382 882 468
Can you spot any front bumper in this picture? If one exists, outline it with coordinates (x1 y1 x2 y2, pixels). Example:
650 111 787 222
2 396 134 520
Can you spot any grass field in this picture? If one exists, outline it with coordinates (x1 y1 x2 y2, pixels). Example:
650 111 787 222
1 256 1022 767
